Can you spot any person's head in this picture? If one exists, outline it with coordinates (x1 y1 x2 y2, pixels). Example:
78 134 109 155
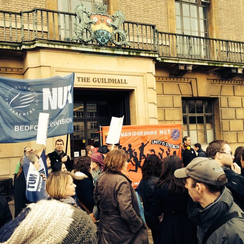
174 157 227 207
90 153 103 171
24 147 33 156
27 152 40 171
104 149 128 172
206 140 234 167
46 155 51 168
98 145 110 155
107 144 119 151
183 136 191 147
61 163 67 172
234 146 244 168
194 143 201 152
142 154 162 180
55 139 64 153
157 155 185 194
86 145 94 157
74 156 91 173
46 171 76 199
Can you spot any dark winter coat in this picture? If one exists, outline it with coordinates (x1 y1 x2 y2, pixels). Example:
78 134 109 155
94 171 148 244
71 170 95 213
0 195 12 228
223 166 244 211
137 176 160 242
151 184 197 244
48 150 73 172
197 148 206 157
188 187 244 244
182 147 196 166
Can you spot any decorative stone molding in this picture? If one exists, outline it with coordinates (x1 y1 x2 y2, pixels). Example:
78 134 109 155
209 79 244 85
0 67 23 74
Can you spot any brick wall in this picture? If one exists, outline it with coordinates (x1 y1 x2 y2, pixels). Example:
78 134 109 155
216 0 244 41
0 0 46 12
118 0 169 32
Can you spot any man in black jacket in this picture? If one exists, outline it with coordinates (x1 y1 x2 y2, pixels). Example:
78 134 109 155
206 140 244 210
48 139 73 172
182 136 196 166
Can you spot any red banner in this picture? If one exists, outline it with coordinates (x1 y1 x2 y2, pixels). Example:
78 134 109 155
102 124 182 187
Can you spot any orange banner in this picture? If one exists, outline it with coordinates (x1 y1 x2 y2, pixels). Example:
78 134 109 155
102 124 182 188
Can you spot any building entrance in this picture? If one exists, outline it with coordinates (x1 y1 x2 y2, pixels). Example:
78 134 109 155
70 89 131 158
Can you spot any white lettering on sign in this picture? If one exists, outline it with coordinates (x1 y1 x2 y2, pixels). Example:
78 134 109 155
42 85 72 110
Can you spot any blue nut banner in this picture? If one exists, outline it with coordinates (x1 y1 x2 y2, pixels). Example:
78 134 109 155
0 73 74 143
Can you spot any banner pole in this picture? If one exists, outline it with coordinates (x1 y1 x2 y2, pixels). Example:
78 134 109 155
65 134 69 154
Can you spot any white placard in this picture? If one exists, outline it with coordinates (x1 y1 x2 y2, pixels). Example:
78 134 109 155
106 116 124 145
74 151 80 157
36 113 49 145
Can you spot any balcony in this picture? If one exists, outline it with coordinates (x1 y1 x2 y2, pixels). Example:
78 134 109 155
0 8 244 73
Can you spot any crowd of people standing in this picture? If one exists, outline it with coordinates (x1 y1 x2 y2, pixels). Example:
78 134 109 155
1 137 244 243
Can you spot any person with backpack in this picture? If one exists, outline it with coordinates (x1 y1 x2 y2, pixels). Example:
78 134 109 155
206 140 244 211
174 157 244 244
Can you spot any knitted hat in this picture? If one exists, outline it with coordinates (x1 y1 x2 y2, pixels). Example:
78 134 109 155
174 157 225 186
0 199 97 244
90 153 103 166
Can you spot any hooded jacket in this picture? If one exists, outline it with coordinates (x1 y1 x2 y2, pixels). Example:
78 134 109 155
71 170 95 212
188 187 244 244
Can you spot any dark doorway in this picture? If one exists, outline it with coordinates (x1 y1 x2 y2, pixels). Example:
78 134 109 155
70 89 131 158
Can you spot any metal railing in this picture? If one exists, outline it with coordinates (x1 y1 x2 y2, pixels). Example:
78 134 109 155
0 8 244 64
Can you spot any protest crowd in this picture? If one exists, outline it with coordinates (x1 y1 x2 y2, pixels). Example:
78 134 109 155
1 137 244 244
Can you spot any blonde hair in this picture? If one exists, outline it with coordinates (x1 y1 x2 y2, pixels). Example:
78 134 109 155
104 149 127 172
46 171 73 199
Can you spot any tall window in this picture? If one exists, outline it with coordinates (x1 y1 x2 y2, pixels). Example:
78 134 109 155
176 0 208 37
182 99 215 145
175 0 209 58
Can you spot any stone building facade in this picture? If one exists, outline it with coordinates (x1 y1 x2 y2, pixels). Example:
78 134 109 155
0 0 244 177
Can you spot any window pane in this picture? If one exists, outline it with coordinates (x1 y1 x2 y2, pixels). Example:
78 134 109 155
187 100 196 113
182 100 186 113
191 18 198 31
98 101 109 116
71 0 82 12
205 101 213 113
87 121 99 140
199 6 204 19
176 16 181 29
184 17 190 30
190 5 197 18
189 116 196 123
74 103 84 118
73 122 85 139
196 100 203 113
176 2 180 15
197 116 203 123
183 4 190 17
87 101 97 117
183 116 187 124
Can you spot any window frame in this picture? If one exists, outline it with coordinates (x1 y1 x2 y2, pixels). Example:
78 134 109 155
182 99 215 144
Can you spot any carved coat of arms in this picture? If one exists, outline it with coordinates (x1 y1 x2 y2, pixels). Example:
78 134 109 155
73 3 130 47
